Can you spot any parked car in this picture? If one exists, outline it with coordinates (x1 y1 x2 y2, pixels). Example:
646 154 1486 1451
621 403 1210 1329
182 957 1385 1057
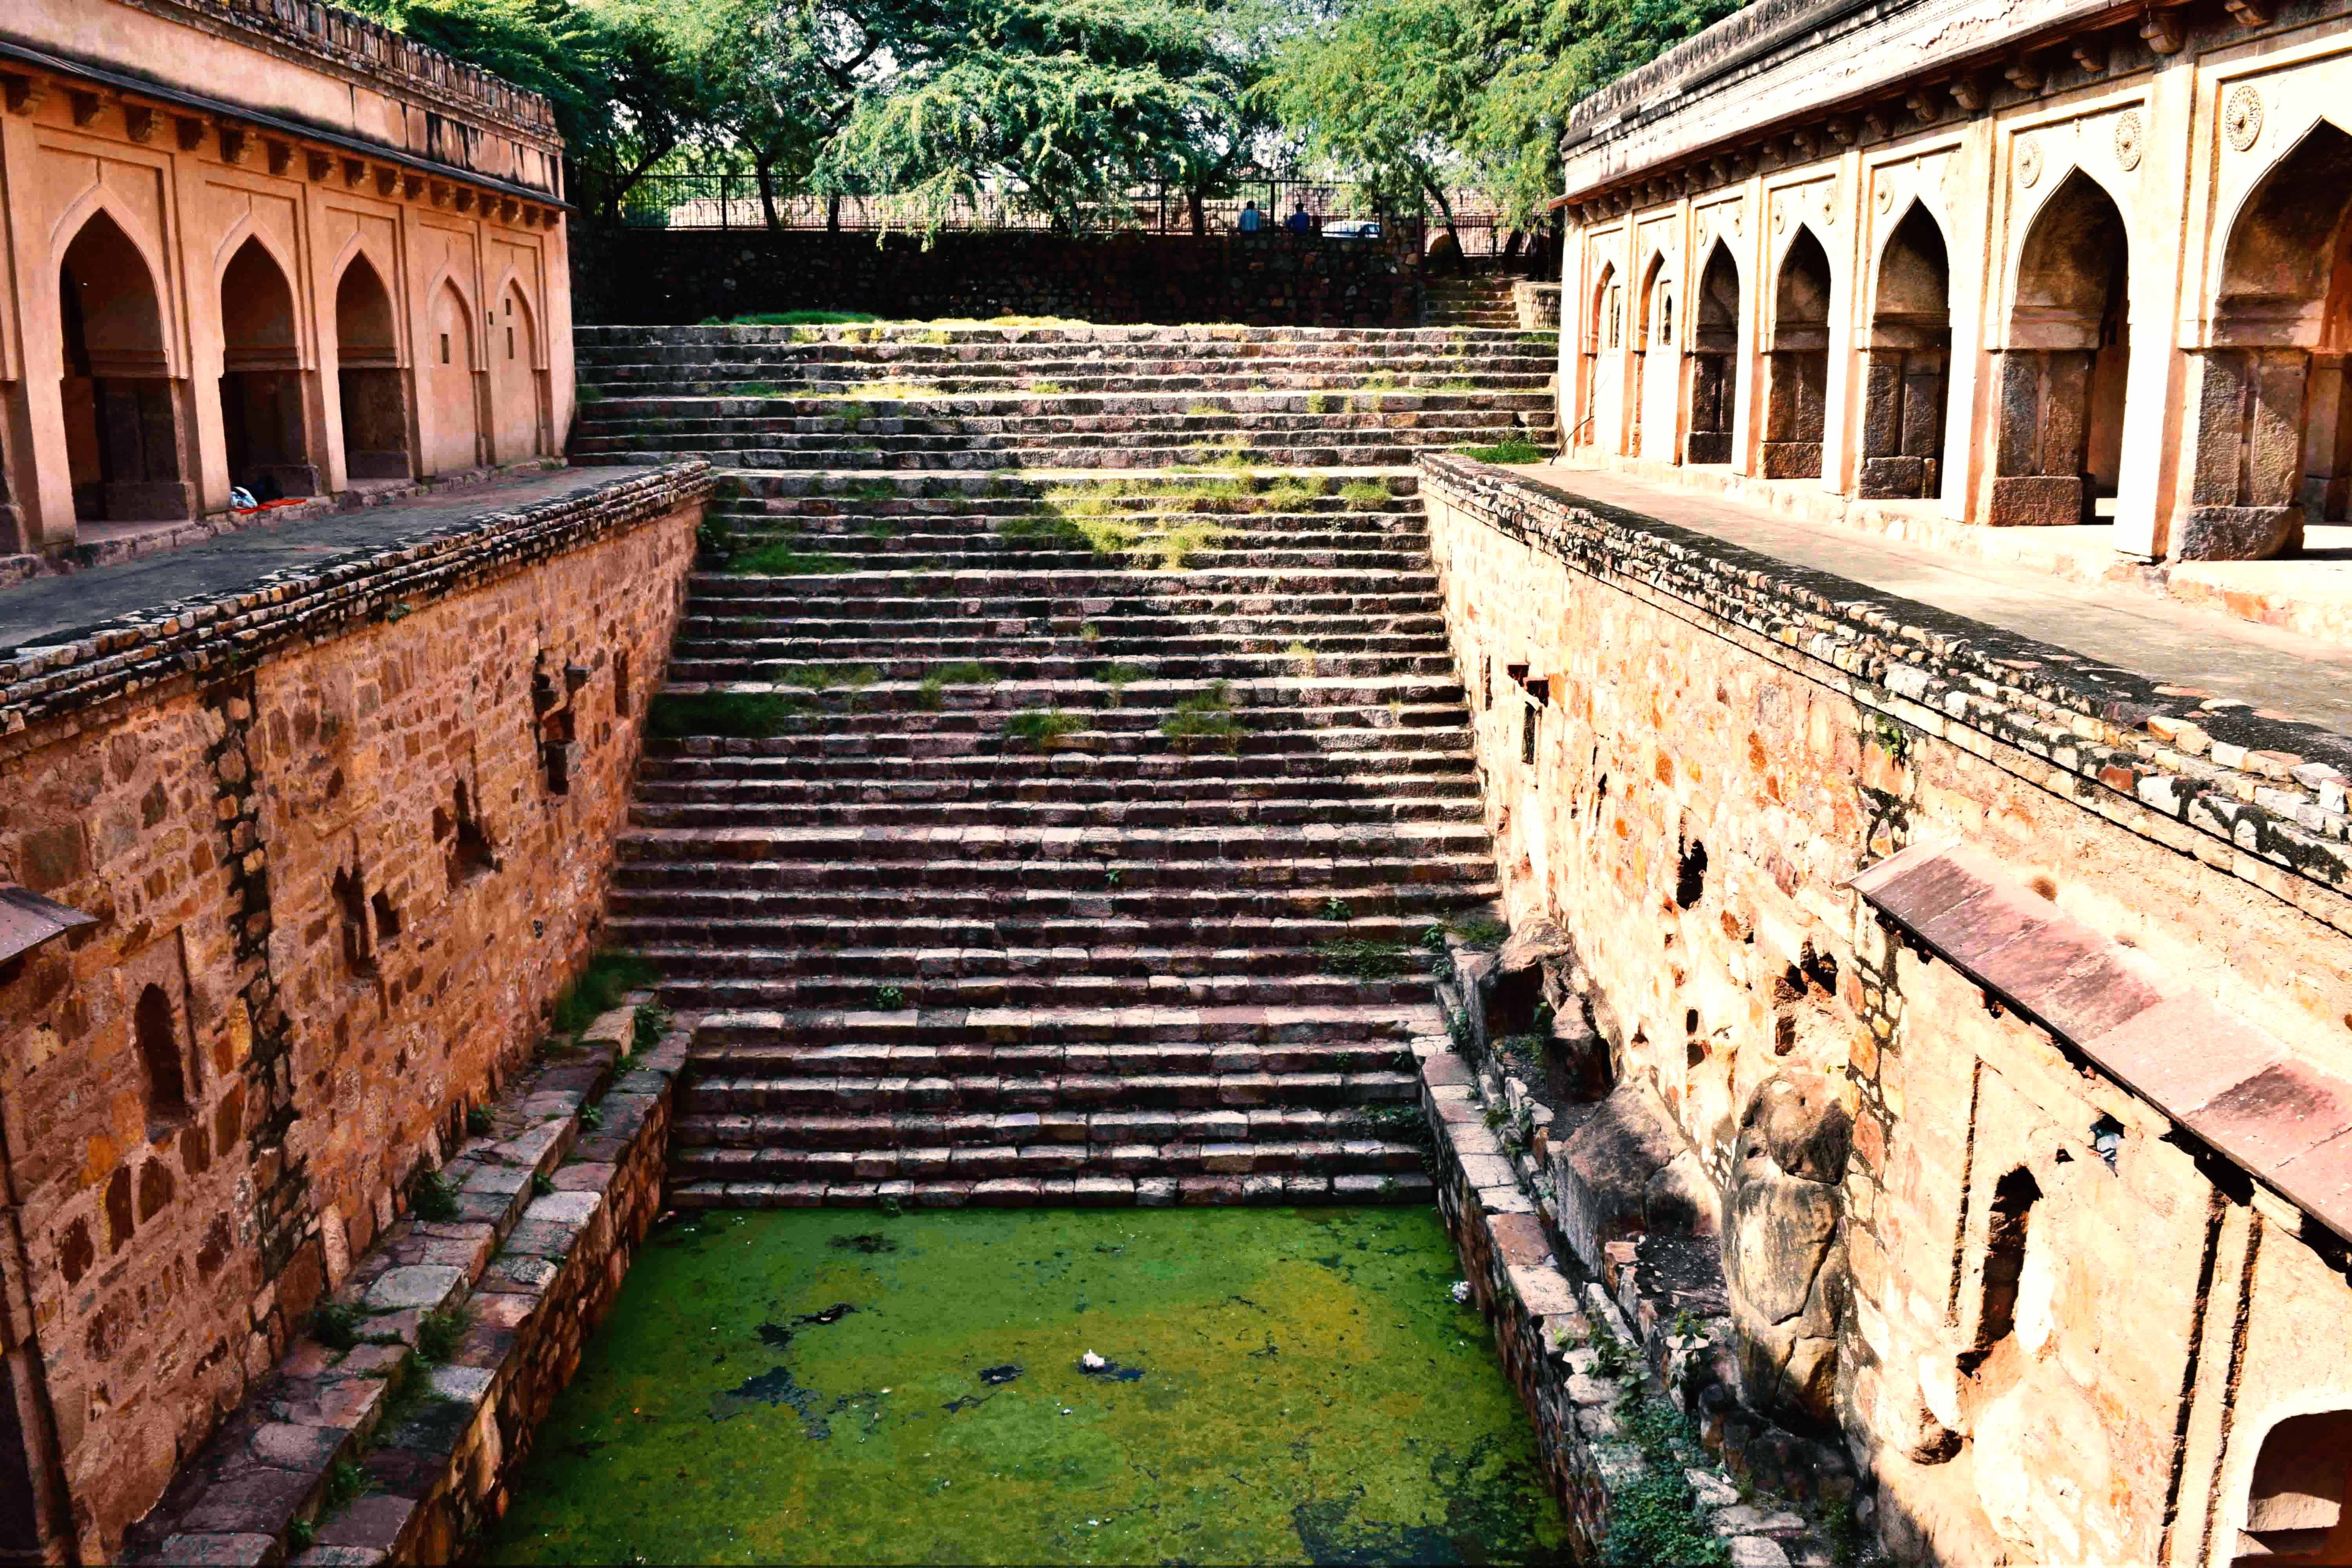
1321 219 1383 240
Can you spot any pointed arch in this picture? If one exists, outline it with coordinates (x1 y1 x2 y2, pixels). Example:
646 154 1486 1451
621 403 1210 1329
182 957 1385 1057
2214 117 2352 347
1763 225 1832 478
422 277 481 475
217 236 316 500
1860 203 1953 499
489 275 544 462
333 250 410 483
1637 249 1669 345
1686 240 1741 465
56 208 191 522
1991 171 2131 526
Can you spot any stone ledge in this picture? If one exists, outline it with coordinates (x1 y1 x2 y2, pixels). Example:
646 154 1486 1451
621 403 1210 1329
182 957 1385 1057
1418 454 2352 911
125 1005 691 1566
0 462 712 741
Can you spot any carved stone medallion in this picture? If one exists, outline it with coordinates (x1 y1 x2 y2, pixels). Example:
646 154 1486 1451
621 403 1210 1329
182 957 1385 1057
2114 111 2145 171
2018 136 2043 187
2225 84 2264 151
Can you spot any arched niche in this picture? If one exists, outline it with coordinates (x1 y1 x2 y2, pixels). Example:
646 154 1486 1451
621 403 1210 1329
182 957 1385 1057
2233 1409 2352 1565
422 277 481 476
2191 121 2352 557
1579 261 1617 442
133 982 189 1128
218 237 317 501
1763 226 1831 479
58 210 192 523
1991 171 2130 527
1686 241 1740 465
1860 203 1953 500
489 279 544 464
1633 252 1667 457
334 254 412 482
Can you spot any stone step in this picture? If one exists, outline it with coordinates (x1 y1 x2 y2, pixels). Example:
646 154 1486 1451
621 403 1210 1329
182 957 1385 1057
574 440 1540 472
662 1169 1437 1209
634 750 1477 786
585 389 1556 420
630 938 1440 984
662 649 1453 682
626 768 1478 804
609 880 1499 925
690 543 1436 575
575 321 1552 345
673 1090 1423 1144
691 999 1444 1045
710 465 1422 500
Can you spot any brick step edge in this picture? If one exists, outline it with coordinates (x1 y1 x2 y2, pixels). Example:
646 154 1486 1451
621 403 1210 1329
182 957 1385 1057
668 1170 1436 1209
1417 997 1847 1566
124 1002 693 1567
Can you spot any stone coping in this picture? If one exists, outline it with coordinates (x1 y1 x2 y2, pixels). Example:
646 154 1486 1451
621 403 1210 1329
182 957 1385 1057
0 462 712 741
1418 454 2352 932
1856 841 2352 1250
129 1004 687 1565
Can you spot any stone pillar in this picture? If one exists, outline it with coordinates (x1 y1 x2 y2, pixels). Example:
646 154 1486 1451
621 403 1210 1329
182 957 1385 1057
2116 59 2197 560
1734 176 1766 477
2178 346 2308 559
2300 354 2347 523
1940 118 1996 522
1820 151 1865 498
1988 349 2094 524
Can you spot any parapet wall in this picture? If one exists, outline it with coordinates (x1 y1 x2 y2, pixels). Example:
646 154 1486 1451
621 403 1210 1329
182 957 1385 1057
0 463 709 1560
1417 453 2352 1565
579 229 1426 329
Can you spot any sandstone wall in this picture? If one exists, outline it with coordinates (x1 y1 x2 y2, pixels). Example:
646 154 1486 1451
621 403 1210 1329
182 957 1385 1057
0 465 708 1559
1418 454 2352 1565
577 228 1426 329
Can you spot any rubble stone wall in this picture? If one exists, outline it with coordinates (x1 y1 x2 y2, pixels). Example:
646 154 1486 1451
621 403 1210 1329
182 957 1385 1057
579 228 1426 329
1417 454 2352 1566
0 465 708 1559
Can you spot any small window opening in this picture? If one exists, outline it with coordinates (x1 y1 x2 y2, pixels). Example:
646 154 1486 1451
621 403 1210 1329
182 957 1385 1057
1964 1167 2042 1368
370 892 401 942
1659 291 1675 345
1675 836 1709 909
2239 1410 2352 1562
446 780 495 885
134 983 189 1125
614 649 632 717
1522 704 1539 767
439 332 451 365
507 326 515 359
543 708 576 796
1608 287 1623 348
332 866 373 974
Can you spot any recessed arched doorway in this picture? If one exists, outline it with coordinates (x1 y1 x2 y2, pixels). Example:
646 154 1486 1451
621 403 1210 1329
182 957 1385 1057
489 280 544 464
334 254 412 482
1686 241 1739 465
1993 170 2130 526
1860 203 1952 499
58 211 191 522
423 279 482 475
1763 227 1832 478
218 237 317 501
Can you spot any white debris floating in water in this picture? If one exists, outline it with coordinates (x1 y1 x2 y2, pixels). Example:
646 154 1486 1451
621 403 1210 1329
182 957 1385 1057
1450 1280 1472 1304
1081 1350 1107 1370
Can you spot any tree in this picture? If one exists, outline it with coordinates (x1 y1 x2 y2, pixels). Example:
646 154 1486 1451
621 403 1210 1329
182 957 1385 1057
1267 0 1744 235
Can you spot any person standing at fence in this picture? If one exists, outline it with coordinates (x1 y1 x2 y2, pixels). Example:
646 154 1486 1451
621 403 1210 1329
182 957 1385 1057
1286 200 1313 235
1239 200 1263 232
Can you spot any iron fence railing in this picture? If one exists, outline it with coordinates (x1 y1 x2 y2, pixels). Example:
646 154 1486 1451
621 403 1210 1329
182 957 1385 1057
616 173 1524 249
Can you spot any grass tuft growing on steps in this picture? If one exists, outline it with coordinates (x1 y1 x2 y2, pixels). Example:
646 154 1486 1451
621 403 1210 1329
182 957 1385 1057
918 662 998 709
1160 681 1241 751
730 537 857 575
646 691 808 739
1312 938 1414 980
1455 439 1548 464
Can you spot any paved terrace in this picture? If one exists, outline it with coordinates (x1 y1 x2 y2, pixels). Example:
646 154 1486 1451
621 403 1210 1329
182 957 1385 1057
1512 461 2352 737
0 468 644 656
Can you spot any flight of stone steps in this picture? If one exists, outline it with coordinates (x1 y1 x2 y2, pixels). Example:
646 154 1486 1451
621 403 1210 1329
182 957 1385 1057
1423 265 1522 328
584 322 1555 1208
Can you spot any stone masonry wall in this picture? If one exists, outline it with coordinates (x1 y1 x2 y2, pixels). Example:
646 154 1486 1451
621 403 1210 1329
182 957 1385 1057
1416 454 2352 1565
0 465 709 1559
577 228 1425 329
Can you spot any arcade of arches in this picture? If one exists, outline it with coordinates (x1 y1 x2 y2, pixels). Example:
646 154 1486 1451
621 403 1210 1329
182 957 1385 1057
1560 0 2352 564
0 0 572 561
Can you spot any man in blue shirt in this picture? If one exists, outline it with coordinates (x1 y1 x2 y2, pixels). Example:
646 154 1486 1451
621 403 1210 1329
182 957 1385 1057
1238 201 1263 232
1286 200 1313 235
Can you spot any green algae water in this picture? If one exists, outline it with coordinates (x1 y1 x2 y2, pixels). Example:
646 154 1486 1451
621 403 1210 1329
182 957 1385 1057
485 1206 1570 1564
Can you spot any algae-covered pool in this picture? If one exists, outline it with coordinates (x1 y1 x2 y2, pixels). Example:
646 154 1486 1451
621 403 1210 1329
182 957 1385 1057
485 1206 1572 1564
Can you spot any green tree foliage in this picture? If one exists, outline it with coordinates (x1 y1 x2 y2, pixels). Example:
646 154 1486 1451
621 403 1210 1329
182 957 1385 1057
1267 0 1744 231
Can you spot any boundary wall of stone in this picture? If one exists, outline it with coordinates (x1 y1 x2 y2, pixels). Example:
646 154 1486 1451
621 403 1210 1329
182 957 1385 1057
577 228 1425 329
1415 452 2352 1565
0 464 710 1560
129 1006 685 1564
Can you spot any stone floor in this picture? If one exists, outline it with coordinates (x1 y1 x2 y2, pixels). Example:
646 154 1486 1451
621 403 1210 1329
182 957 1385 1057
1517 460 2352 736
0 466 647 654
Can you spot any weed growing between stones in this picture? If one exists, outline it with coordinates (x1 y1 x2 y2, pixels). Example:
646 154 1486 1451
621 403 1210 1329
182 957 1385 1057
312 1303 362 1352
466 1104 495 1136
1160 682 1241 750
1289 641 1319 677
1097 664 1146 703
1024 379 1067 394
1306 392 1333 414
1259 478 1327 512
646 690 806 739
1320 896 1354 922
875 984 907 1010
1339 479 1392 509
1603 1387 1731 1568
323 1458 368 1511
1314 939 1413 980
734 382 787 397
410 1170 460 1223
918 662 998 709
533 1172 556 1198
729 537 856 575
998 506 1229 570
1446 914 1510 945
1455 439 1548 464
786 664 880 711
633 1002 672 1051
287 1519 315 1550
552 952 661 1035
417 1306 470 1366
1006 709 1083 750
581 1102 605 1131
